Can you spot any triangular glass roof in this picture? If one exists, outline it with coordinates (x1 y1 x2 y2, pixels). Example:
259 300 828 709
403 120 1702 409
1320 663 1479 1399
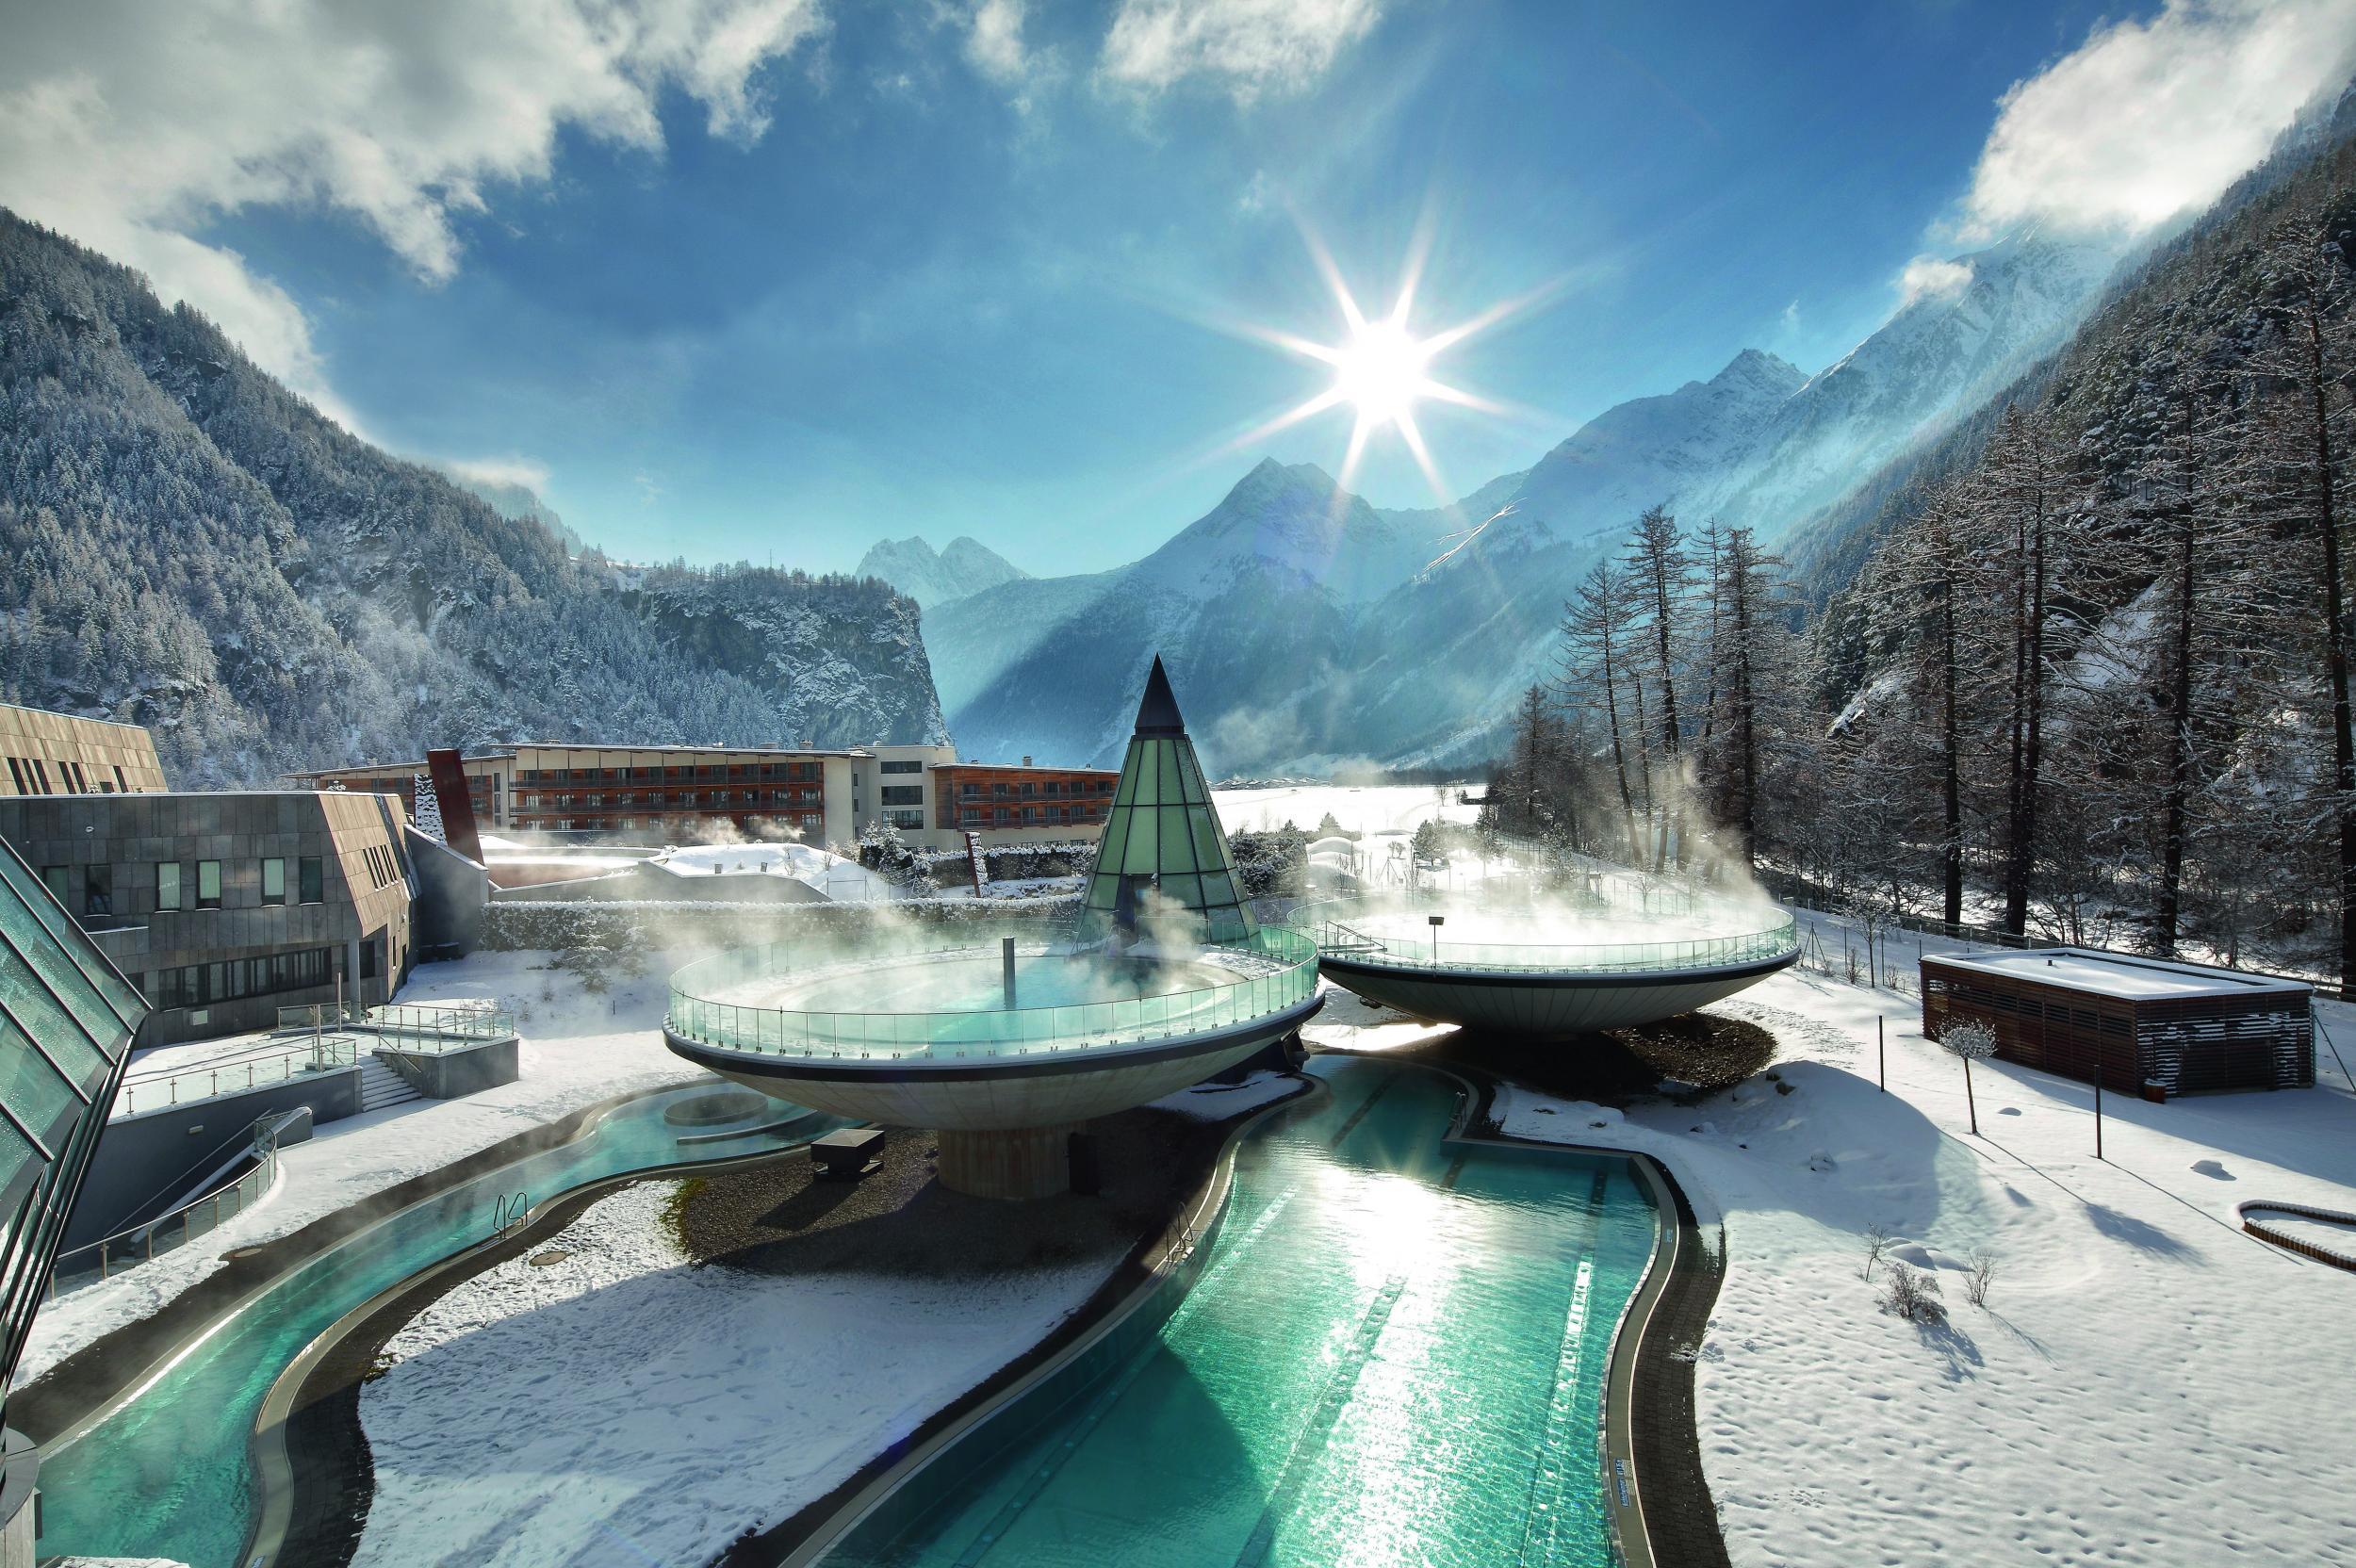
0 833 145 1418
1079 657 1256 945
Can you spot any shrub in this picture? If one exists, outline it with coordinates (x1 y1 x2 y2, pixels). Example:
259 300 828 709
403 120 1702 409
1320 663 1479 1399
1964 1248 1997 1308
1879 1261 1946 1324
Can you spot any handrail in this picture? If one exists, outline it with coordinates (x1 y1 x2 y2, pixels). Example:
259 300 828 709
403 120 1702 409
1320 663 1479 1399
665 928 1320 1064
51 1121 284 1296
1294 897 1797 976
114 1037 360 1118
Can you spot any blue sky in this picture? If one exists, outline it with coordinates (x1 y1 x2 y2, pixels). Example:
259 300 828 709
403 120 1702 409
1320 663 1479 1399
6 0 2345 576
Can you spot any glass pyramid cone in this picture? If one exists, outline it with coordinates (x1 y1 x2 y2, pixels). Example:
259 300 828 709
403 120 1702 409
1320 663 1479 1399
1078 656 1257 945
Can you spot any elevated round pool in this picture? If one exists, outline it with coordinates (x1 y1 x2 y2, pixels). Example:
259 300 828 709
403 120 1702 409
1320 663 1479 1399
663 928 1325 1194
1302 893 1798 1037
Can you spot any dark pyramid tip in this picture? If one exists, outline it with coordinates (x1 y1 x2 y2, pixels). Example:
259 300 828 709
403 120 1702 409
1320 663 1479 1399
1134 655 1186 737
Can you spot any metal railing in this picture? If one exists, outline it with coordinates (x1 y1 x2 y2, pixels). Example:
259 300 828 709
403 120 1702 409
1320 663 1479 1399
278 1001 365 1032
665 928 1320 1064
115 1036 360 1118
1294 900 1798 976
363 1001 516 1054
50 1129 282 1296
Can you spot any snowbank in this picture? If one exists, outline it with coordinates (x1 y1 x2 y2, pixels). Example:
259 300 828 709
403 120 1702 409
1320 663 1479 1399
354 1184 1116 1565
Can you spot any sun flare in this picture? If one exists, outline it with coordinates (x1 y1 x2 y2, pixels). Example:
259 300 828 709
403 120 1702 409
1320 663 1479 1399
1219 230 1540 503
1332 318 1438 426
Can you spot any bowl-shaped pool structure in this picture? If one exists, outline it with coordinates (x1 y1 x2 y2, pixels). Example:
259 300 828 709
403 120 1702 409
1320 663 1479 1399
663 928 1324 1134
1302 893 1798 1037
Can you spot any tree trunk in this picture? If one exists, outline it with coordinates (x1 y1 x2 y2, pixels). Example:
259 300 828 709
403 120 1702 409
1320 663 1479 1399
2304 311 2356 997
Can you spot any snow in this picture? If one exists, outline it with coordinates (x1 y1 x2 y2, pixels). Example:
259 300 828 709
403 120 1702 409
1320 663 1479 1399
647 841 893 902
1925 945 2308 1000
1159 1068 1299 1121
1491 961 2356 1568
353 1181 1114 1564
19 949 708 1388
1211 784 1478 838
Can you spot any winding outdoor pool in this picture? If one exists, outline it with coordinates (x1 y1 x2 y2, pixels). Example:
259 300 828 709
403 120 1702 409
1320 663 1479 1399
33 1082 838 1568
818 1057 1661 1568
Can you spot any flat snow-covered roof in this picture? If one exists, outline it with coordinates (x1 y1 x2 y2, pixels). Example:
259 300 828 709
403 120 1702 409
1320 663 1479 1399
1923 946 2310 1002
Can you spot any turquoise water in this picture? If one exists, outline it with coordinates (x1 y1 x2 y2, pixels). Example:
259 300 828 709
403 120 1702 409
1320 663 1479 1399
773 955 1226 1013
34 1084 837 1568
821 1058 1659 1568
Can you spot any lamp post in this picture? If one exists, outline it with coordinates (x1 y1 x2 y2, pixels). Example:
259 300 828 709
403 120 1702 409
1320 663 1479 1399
1428 913 1445 964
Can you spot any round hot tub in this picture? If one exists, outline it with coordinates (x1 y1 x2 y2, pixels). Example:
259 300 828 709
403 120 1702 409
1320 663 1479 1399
1303 893 1798 1037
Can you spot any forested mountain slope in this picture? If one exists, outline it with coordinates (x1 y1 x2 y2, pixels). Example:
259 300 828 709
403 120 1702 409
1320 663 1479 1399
0 213 943 785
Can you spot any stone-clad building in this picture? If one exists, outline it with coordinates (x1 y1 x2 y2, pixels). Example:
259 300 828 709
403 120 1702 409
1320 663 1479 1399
0 700 168 797
0 790 416 1047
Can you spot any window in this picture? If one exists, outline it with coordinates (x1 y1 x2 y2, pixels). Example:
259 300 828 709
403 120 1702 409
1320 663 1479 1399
113 765 128 791
29 760 50 794
158 861 182 912
68 761 89 792
960 782 978 798
197 859 222 909
5 759 22 792
40 865 68 905
299 856 323 904
84 863 112 918
880 785 924 807
261 858 286 906
961 808 983 825
887 808 925 829
881 759 923 774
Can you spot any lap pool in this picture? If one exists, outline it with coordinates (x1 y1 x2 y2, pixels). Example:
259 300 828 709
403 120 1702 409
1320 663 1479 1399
816 1057 1661 1568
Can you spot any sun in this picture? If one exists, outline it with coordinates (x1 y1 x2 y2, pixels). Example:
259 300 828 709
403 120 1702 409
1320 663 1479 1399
1217 229 1536 502
1332 318 1438 427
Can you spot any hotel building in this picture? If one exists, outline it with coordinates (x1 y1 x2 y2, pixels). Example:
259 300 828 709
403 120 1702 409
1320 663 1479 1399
295 741 1117 853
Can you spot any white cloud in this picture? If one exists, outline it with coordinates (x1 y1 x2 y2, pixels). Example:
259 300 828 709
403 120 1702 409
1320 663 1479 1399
0 0 826 430
1962 0 2356 239
966 0 1032 84
1896 254 1974 308
1100 0 1385 101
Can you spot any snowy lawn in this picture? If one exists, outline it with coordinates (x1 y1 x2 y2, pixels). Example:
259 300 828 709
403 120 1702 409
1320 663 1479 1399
23 948 706 1387
1496 962 2356 1568
353 1181 1116 1566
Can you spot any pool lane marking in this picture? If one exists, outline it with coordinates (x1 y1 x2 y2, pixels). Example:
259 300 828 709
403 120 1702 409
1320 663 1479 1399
1231 1273 1412 1568
1324 1072 1401 1150
1517 1166 1614 1568
945 1187 1302 1567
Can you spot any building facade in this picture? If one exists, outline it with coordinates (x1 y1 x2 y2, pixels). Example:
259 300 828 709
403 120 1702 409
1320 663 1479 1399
297 740 1114 853
931 761 1119 840
0 792 416 1049
0 702 168 797
1921 947 2314 1095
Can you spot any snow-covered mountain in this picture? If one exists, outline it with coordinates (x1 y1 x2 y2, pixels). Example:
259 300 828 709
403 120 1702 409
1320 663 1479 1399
0 211 944 783
947 460 1436 767
856 534 1028 608
1696 232 2119 538
939 232 2121 773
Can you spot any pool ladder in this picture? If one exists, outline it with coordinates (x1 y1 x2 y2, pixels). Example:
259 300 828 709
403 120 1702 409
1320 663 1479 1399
491 1191 530 1234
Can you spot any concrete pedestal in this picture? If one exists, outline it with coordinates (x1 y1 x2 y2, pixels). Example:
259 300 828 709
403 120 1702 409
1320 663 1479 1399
936 1123 1078 1200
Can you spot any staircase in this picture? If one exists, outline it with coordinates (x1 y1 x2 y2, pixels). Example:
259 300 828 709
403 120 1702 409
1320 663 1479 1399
358 1053 423 1114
